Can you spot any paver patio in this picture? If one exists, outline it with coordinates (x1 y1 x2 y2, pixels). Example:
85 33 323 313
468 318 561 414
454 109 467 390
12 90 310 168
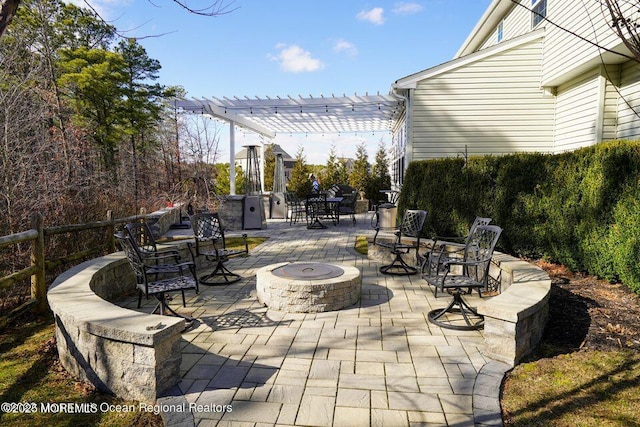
123 213 505 426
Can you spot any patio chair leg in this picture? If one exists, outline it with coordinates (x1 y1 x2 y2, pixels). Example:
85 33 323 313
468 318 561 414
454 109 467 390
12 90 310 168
199 260 242 285
380 252 418 276
150 293 194 322
427 291 484 331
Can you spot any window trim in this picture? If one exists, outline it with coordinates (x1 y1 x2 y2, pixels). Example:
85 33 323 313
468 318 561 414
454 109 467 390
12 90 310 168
531 0 547 28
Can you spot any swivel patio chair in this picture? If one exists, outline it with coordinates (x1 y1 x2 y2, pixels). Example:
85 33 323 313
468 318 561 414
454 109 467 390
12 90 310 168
124 221 180 264
115 232 197 320
423 225 502 330
189 212 248 285
376 209 427 275
420 216 492 297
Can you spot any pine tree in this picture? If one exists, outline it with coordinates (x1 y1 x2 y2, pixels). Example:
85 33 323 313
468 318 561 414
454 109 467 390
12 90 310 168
366 139 392 203
289 145 312 197
349 142 370 193
263 144 275 192
319 144 340 187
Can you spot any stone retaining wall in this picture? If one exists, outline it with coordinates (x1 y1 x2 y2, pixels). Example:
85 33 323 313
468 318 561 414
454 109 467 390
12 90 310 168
146 204 184 236
48 247 190 403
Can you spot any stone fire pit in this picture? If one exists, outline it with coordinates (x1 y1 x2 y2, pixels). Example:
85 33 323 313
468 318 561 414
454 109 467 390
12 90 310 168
256 262 361 313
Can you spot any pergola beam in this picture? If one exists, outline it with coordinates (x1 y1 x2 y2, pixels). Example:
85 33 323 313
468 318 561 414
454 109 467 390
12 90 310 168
174 93 404 136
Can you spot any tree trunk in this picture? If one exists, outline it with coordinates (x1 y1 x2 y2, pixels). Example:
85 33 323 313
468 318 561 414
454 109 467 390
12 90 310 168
0 0 20 39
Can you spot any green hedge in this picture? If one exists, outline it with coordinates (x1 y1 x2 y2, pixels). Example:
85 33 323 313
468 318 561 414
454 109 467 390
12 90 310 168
398 140 640 294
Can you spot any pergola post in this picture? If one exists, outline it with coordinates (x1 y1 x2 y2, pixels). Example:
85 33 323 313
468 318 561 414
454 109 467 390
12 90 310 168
230 121 236 195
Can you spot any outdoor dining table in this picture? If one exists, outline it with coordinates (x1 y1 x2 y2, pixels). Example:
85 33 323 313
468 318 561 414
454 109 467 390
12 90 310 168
306 196 343 229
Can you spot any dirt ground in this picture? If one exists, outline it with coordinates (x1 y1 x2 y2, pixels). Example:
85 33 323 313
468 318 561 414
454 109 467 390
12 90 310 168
534 260 640 352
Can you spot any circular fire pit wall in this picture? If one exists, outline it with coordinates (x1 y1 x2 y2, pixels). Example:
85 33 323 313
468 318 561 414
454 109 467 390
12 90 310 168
256 262 361 313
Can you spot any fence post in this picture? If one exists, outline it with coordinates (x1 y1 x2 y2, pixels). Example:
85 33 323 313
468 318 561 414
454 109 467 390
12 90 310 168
107 210 115 253
30 212 47 313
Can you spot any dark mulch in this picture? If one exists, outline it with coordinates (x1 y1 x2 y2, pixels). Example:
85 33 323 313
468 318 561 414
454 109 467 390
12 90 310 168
534 260 640 353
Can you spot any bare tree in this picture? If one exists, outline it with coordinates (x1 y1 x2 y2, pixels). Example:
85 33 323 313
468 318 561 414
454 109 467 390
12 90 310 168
180 114 222 207
0 0 236 40
601 0 640 61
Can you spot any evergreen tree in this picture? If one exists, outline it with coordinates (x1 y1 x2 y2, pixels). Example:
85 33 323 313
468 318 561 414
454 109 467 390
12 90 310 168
116 38 165 206
214 163 245 195
289 145 312 197
263 143 275 192
336 158 349 184
57 47 128 177
349 142 370 193
366 139 392 203
319 144 340 187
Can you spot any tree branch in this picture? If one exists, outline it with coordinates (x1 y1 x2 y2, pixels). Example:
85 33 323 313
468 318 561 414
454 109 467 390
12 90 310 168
509 0 637 62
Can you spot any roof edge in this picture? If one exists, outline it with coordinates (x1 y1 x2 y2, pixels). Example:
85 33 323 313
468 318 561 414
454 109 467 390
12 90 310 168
455 0 515 59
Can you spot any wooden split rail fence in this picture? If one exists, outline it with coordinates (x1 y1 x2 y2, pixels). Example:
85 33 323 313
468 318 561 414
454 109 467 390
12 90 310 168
0 210 149 318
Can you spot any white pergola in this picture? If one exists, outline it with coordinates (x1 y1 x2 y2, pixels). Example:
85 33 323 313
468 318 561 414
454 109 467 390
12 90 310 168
174 93 404 194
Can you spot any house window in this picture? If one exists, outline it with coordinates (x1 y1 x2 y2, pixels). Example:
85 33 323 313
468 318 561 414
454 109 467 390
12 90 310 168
532 0 547 27
497 20 504 42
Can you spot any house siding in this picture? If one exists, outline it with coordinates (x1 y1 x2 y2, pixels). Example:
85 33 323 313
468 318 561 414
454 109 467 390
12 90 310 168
602 65 620 142
618 61 640 139
554 69 600 152
542 0 632 86
479 1 532 50
409 38 555 160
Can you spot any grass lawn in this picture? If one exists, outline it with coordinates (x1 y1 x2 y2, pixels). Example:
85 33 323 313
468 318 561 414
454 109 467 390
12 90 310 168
502 349 640 426
354 235 368 255
0 313 162 427
502 262 640 426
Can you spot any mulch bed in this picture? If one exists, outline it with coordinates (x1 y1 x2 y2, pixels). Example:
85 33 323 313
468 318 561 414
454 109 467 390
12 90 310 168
534 260 640 352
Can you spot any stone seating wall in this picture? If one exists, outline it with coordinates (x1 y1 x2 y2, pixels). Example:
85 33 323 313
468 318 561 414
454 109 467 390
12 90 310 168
48 251 187 403
47 206 192 403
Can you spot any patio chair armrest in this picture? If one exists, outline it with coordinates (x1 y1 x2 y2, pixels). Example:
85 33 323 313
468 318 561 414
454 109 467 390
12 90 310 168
442 257 491 269
141 252 180 264
432 235 467 243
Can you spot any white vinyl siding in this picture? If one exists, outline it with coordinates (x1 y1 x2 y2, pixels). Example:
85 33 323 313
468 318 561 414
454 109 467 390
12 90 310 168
410 38 555 159
479 1 533 51
542 0 632 86
602 65 620 142
554 69 600 152
617 61 640 139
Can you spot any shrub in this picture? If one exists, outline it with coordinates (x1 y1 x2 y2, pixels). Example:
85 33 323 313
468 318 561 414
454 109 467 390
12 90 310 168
398 140 640 294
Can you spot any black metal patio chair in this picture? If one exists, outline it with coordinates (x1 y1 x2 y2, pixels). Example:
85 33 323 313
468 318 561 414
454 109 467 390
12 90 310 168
420 216 492 297
189 212 248 285
124 221 180 264
337 191 358 225
375 209 427 275
115 232 197 320
285 192 306 225
423 225 502 330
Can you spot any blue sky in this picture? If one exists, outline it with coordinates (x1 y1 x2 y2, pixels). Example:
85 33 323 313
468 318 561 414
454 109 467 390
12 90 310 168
97 0 492 163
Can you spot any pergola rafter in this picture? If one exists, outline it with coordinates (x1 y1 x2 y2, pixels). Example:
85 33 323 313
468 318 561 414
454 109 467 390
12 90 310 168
174 92 404 136
172 93 405 195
